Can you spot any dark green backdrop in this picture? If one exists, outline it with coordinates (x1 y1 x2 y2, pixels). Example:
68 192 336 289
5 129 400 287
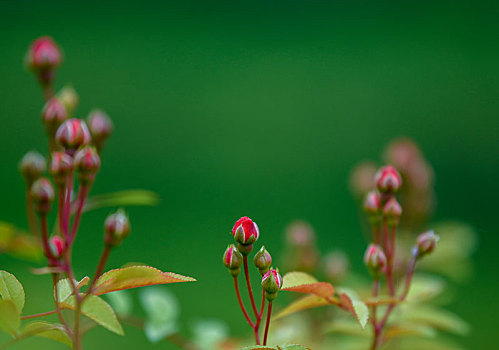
0 1 497 348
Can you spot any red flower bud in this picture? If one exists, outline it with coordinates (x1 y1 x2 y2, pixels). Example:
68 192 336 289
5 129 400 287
19 150 46 185
50 151 74 186
25 36 62 71
261 268 283 300
223 244 243 277
364 244 386 278
232 216 259 246
41 98 67 136
104 209 131 246
74 147 100 184
30 178 55 214
383 197 402 226
49 236 64 259
253 246 272 275
57 85 79 116
375 165 402 193
416 230 439 256
363 190 382 222
87 109 113 151
55 119 91 152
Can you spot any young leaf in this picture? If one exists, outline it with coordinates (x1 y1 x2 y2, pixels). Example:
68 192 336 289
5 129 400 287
273 294 334 320
278 345 312 350
339 292 369 329
55 277 90 302
0 271 25 313
140 287 179 342
281 272 335 298
0 299 20 335
61 295 124 335
402 306 470 335
21 321 72 346
83 190 160 212
92 266 196 296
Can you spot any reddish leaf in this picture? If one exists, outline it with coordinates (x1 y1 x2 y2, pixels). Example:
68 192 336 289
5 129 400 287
281 272 335 298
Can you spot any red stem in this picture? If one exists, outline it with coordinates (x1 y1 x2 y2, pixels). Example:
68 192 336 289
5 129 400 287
85 246 111 297
40 216 54 260
62 172 74 239
25 187 39 236
69 184 89 245
263 301 273 346
243 256 260 320
20 310 57 320
233 277 255 328
382 219 395 296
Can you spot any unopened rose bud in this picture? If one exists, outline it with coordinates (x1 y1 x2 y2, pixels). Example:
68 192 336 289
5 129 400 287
49 236 64 259
57 85 79 116
41 98 67 136
25 36 62 71
223 244 243 277
232 217 259 252
55 119 91 153
416 230 439 256
87 109 113 151
364 190 382 224
50 151 73 186
19 151 46 185
383 197 402 226
261 269 283 301
74 147 100 184
104 209 131 246
253 246 272 275
375 165 402 194
30 178 55 214
364 244 386 279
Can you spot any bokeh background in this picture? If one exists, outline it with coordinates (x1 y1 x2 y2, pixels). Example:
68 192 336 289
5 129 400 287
0 0 498 348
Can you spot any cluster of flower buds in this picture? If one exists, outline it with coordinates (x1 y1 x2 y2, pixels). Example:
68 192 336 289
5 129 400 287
261 269 283 301
87 109 113 152
364 244 387 279
25 36 62 87
104 209 131 247
74 147 101 184
232 216 260 255
223 244 243 277
19 151 46 186
30 178 55 214
41 98 67 137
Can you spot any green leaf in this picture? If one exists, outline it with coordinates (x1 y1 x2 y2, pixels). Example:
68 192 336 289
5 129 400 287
61 295 124 335
274 294 333 320
402 305 470 335
0 271 25 313
404 274 445 303
324 318 370 336
281 272 335 298
105 290 133 317
55 277 90 302
385 323 437 340
339 292 369 329
83 190 160 212
21 321 72 346
0 299 20 335
93 265 196 296
242 347 276 350
278 345 312 350
192 319 228 350
140 287 179 342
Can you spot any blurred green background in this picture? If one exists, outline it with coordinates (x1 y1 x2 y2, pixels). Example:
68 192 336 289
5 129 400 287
0 0 498 348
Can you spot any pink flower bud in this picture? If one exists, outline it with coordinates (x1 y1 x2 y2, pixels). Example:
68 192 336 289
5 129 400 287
364 244 386 278
30 178 55 214
19 150 46 185
417 230 439 256
87 109 113 151
253 246 272 274
49 236 64 259
41 98 67 136
375 165 402 193
232 216 259 246
74 147 100 184
383 197 402 226
104 209 131 246
223 244 243 277
55 119 91 152
50 151 73 186
261 268 283 300
364 190 381 215
25 36 62 71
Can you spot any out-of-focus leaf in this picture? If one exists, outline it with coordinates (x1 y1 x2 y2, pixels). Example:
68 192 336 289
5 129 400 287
30 266 64 275
0 222 15 247
93 266 195 296
402 305 470 335
383 336 466 350
61 294 124 335
0 299 20 335
21 321 72 346
192 319 228 350
242 347 276 350
339 292 369 329
323 318 369 336
83 190 160 212
105 290 133 316
278 345 311 350
404 275 445 303
274 294 333 320
140 287 179 342
281 272 335 298
55 277 90 302
385 323 436 340
6 235 43 261
364 295 400 306
0 271 25 313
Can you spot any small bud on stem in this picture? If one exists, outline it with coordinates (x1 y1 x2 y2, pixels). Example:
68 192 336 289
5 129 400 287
50 151 74 186
253 246 272 275
416 230 439 257
30 178 55 214
87 109 113 152
261 268 282 301
364 244 387 279
55 119 91 154
74 147 100 184
19 151 46 186
223 244 243 277
375 165 402 194
104 209 131 247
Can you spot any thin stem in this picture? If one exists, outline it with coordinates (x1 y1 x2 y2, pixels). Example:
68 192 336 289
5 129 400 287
62 171 74 240
20 310 58 320
243 256 260 320
85 246 111 297
58 186 65 237
25 187 39 236
73 302 82 350
233 277 255 328
370 279 380 350
263 301 273 346
69 184 89 245
258 289 266 318
40 216 54 260
381 219 395 296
